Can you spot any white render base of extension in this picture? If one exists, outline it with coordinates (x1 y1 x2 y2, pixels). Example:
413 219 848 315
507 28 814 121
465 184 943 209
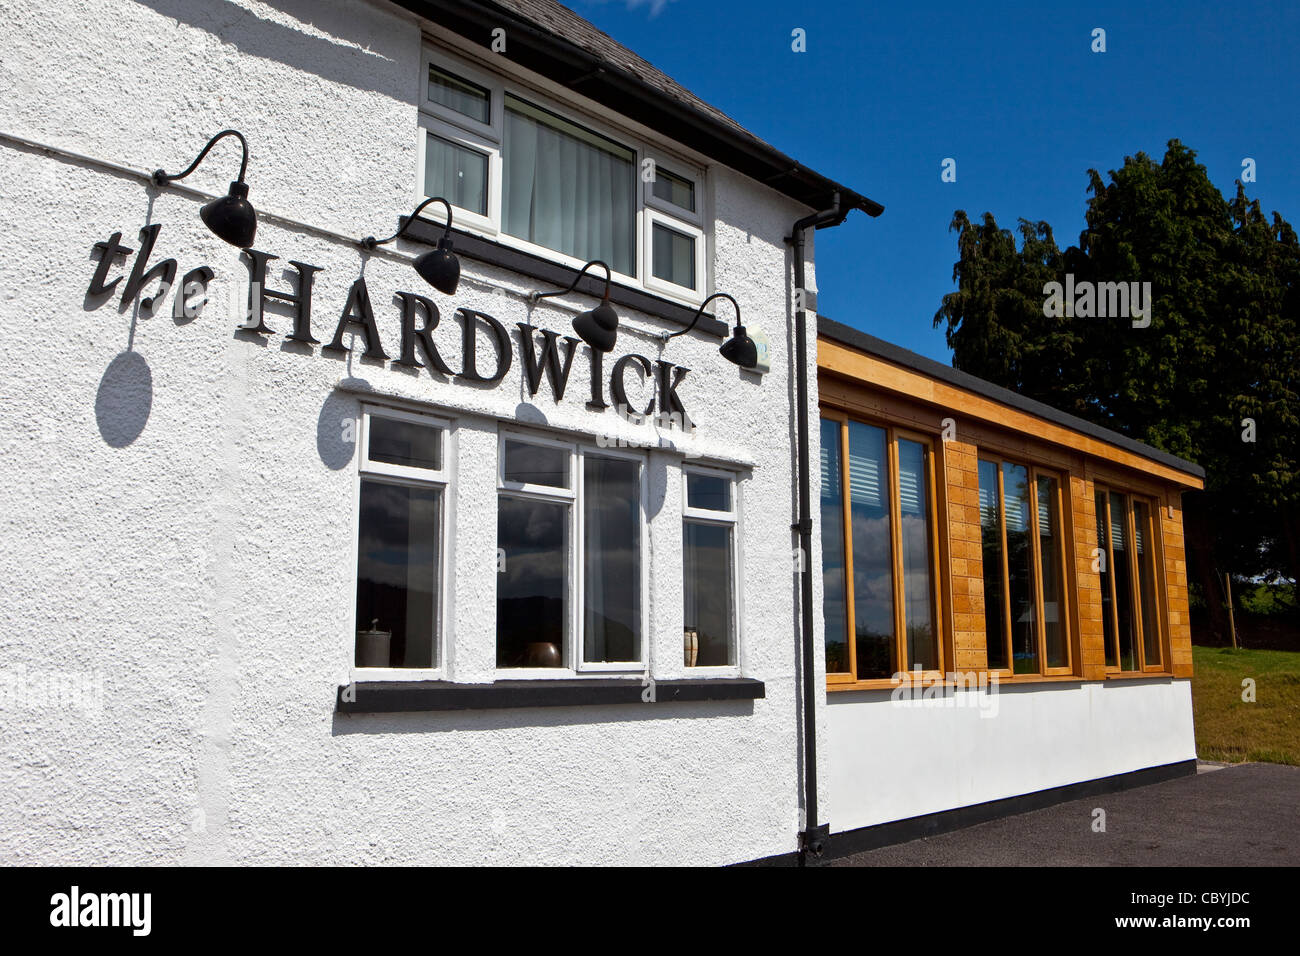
826 678 1196 834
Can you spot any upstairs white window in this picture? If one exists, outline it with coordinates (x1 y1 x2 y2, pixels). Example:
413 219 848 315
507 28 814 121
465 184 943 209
418 46 707 303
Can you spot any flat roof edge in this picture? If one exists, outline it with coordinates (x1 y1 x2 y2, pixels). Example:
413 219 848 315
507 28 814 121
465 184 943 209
817 317 1206 481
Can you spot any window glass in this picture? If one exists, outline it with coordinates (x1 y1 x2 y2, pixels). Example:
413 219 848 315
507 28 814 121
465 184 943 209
1109 491 1138 670
503 440 569 488
1096 490 1117 668
687 473 731 512
1037 475 1068 668
428 64 490 123
684 521 733 667
897 439 937 670
848 422 894 679
1135 501 1162 667
583 456 641 663
502 95 635 275
496 496 568 667
1003 462 1038 673
424 133 488 216
369 417 441 471
979 460 1008 670
355 480 439 668
820 419 850 674
651 222 696 290
652 167 696 212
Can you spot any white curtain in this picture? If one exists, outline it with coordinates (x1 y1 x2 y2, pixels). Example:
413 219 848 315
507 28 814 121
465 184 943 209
425 133 486 216
503 99 634 276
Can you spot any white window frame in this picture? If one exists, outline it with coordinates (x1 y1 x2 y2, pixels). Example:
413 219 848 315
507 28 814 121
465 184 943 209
416 114 500 236
643 153 702 225
681 465 743 676
644 209 707 298
419 46 501 140
350 404 454 682
418 43 709 308
495 430 649 678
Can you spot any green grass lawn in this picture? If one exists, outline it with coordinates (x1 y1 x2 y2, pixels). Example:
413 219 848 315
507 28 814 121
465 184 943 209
1192 645 1300 766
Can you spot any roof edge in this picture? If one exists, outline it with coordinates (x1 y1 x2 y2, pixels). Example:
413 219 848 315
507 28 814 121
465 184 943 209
817 316 1206 481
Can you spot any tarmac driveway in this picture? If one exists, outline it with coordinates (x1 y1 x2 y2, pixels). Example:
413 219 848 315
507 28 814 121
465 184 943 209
830 762 1300 866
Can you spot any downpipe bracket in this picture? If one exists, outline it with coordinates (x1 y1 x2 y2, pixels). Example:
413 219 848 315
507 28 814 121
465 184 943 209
800 823 831 864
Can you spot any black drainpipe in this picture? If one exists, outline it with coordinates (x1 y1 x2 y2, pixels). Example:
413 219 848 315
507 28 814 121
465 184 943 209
788 191 850 865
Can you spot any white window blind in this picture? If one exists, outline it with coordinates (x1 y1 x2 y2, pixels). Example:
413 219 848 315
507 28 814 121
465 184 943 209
896 440 925 516
820 443 840 500
848 449 883 509
1004 491 1028 533
979 482 998 523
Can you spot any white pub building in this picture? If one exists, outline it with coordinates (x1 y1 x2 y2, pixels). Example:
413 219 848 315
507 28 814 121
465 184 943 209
0 0 1202 866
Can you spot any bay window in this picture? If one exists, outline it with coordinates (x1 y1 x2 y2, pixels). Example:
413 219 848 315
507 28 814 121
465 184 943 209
496 435 645 672
418 47 706 302
353 406 449 674
682 468 739 669
1095 489 1165 672
978 458 1072 675
820 413 943 684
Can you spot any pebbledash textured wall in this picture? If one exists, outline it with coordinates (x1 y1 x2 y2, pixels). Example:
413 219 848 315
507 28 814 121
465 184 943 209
0 0 831 864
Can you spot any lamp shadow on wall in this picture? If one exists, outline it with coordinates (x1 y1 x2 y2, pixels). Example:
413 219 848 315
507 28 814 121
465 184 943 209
95 350 153 448
91 189 164 448
513 402 548 426
317 383 366 471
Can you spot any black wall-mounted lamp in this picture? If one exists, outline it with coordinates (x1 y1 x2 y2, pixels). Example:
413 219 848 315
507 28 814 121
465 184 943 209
152 129 258 248
359 197 461 295
662 292 758 369
528 260 618 353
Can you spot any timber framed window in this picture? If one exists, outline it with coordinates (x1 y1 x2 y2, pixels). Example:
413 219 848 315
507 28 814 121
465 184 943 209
353 405 451 677
495 433 647 675
1095 488 1166 673
977 458 1073 676
419 45 708 304
820 413 944 686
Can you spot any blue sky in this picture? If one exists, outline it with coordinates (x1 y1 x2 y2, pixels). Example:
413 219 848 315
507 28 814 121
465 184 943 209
574 0 1300 362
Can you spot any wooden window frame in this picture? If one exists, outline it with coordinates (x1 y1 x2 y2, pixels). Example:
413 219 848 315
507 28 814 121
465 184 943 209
1095 486 1170 676
821 411 946 690
978 457 1076 679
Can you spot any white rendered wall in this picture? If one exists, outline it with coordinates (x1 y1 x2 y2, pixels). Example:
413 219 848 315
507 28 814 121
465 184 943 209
826 679 1197 834
0 0 824 865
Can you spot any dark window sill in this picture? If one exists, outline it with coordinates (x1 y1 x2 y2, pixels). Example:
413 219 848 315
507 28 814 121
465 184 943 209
336 677 765 713
399 217 728 340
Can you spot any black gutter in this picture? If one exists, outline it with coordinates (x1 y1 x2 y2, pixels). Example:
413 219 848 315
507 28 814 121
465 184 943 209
817 317 1206 480
394 0 884 217
788 192 854 866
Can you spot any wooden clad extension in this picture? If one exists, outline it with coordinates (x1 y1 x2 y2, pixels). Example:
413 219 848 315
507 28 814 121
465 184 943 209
818 327 1202 686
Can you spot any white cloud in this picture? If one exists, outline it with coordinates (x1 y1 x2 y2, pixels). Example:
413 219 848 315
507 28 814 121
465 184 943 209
584 0 680 19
